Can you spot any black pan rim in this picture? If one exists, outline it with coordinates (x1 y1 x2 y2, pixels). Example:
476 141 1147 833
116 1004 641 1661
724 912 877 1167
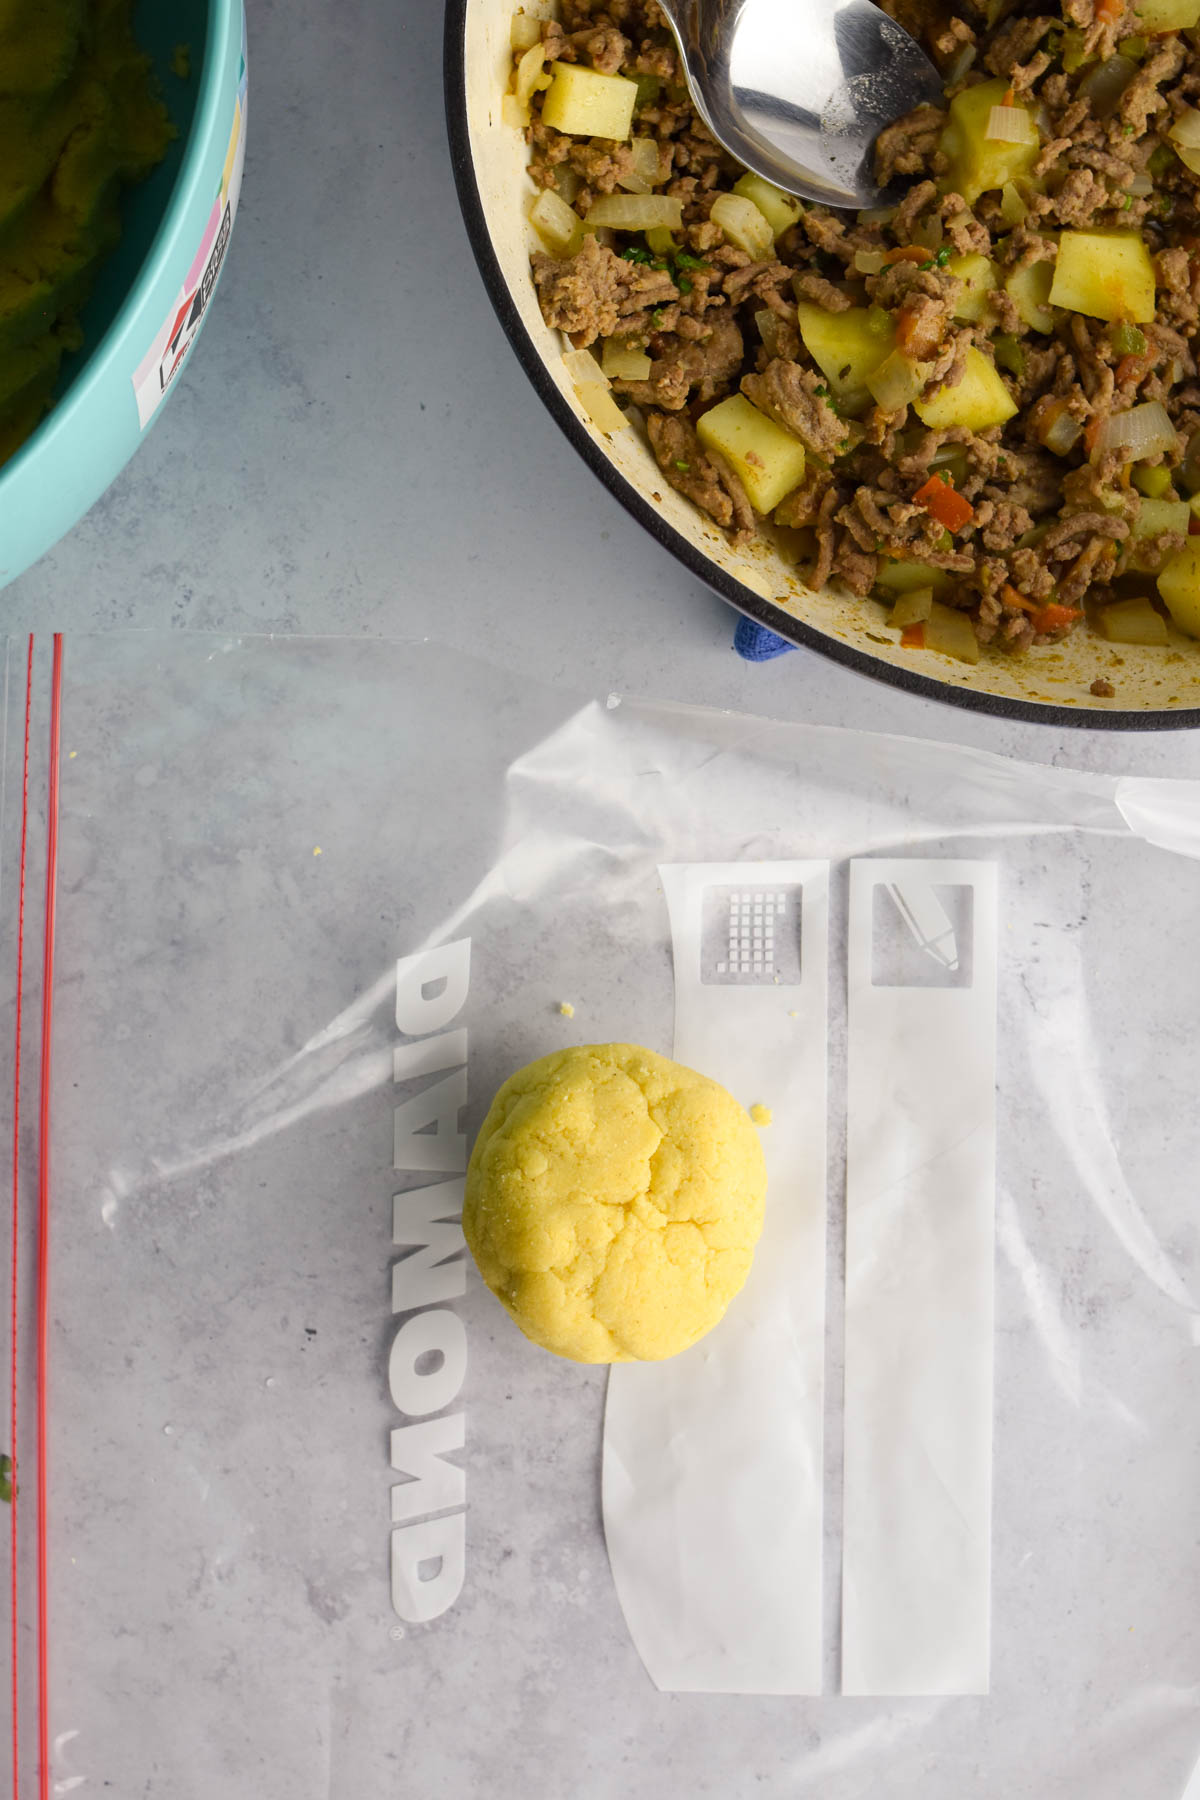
442 2 1200 733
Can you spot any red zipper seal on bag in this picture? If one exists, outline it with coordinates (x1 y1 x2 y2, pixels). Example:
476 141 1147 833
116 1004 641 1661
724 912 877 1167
9 638 34 1800
36 636 64 1800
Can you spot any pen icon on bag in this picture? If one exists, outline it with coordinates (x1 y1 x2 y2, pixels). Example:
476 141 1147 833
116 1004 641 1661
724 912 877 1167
884 882 960 974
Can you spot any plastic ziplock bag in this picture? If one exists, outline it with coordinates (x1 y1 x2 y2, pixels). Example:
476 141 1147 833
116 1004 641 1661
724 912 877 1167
3 631 1200 1798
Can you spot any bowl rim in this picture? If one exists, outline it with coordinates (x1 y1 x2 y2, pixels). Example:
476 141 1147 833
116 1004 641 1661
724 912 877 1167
0 0 241 491
442 0 1200 733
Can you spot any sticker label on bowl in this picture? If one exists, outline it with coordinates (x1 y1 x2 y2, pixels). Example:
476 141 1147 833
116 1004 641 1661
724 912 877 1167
132 20 249 429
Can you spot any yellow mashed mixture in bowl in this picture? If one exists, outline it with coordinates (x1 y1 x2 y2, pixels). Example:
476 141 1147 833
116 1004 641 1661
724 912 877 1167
464 1043 767 1363
0 0 246 588
0 0 173 464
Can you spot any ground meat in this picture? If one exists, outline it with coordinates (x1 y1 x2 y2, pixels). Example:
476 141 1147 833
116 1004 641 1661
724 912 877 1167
875 104 946 184
646 411 753 536
791 272 852 312
1091 677 1116 696
580 24 630 72
532 236 678 345
614 315 744 409
740 361 848 457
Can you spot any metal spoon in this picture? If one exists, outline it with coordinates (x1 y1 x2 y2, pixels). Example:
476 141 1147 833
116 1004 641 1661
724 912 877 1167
654 0 946 210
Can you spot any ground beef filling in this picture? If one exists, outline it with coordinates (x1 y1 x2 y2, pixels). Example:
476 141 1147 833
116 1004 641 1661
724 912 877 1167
517 0 1200 652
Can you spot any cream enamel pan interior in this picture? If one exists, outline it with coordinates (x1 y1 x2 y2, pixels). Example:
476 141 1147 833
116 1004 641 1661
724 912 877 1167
445 0 1200 727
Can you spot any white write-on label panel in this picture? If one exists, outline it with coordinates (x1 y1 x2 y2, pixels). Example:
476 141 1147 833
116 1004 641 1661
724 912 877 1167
842 859 998 1697
603 861 829 1695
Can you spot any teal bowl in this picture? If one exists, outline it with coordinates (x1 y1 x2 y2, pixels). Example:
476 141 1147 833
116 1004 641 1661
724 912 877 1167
0 0 247 590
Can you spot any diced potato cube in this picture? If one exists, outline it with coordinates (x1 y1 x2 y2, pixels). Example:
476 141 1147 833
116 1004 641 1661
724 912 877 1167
939 78 1038 206
925 601 981 664
696 394 807 514
732 172 802 240
1101 596 1171 643
1132 497 1191 539
1157 540 1200 635
710 192 774 261
875 558 954 596
1131 0 1200 25
1049 230 1155 324
541 63 638 140
796 302 894 416
914 347 1017 431
1005 257 1055 333
948 252 998 322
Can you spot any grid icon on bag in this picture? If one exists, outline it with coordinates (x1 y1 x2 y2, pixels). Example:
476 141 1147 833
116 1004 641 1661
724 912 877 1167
701 884 802 985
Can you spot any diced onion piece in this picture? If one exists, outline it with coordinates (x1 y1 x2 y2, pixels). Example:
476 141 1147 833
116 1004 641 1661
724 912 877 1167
710 191 775 261
858 205 896 225
576 381 630 434
1170 106 1200 148
501 92 530 128
618 137 663 191
754 307 788 359
1099 596 1169 643
1043 405 1084 455
511 13 543 49
891 587 935 626
562 348 607 387
1177 142 1200 177
645 225 676 256
925 601 982 664
554 165 582 204
601 341 652 380
1127 170 1153 196
631 137 663 181
944 42 977 84
866 348 931 411
1078 54 1137 118
986 103 1038 143
853 249 887 274
584 193 684 230
528 187 584 256
1000 181 1027 226
514 40 549 110
1094 399 1178 460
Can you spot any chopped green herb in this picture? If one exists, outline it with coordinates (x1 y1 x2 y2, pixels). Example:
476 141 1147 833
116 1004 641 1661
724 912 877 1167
674 251 709 270
0 1454 10 1506
840 437 852 452
674 459 691 471
676 275 693 295
1121 194 1133 209
622 245 652 264
935 246 952 266
651 308 665 326
814 383 829 397
1123 124 1135 137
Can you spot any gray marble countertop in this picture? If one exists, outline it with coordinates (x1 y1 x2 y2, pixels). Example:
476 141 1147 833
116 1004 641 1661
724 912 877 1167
7 0 1200 781
6 6 1200 1795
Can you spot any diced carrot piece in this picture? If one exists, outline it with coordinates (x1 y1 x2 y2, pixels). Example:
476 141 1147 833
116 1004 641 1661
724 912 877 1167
883 245 930 264
900 623 926 648
914 472 975 531
1031 602 1083 633
1001 582 1038 613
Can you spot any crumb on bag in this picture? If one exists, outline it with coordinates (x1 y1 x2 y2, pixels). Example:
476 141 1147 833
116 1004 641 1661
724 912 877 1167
750 1103 773 1127
557 1000 575 1017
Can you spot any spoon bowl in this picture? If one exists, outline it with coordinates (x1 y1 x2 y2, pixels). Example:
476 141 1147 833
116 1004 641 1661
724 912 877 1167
655 0 946 208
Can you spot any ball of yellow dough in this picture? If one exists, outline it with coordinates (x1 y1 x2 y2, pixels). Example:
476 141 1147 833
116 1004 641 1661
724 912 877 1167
463 1043 767 1363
